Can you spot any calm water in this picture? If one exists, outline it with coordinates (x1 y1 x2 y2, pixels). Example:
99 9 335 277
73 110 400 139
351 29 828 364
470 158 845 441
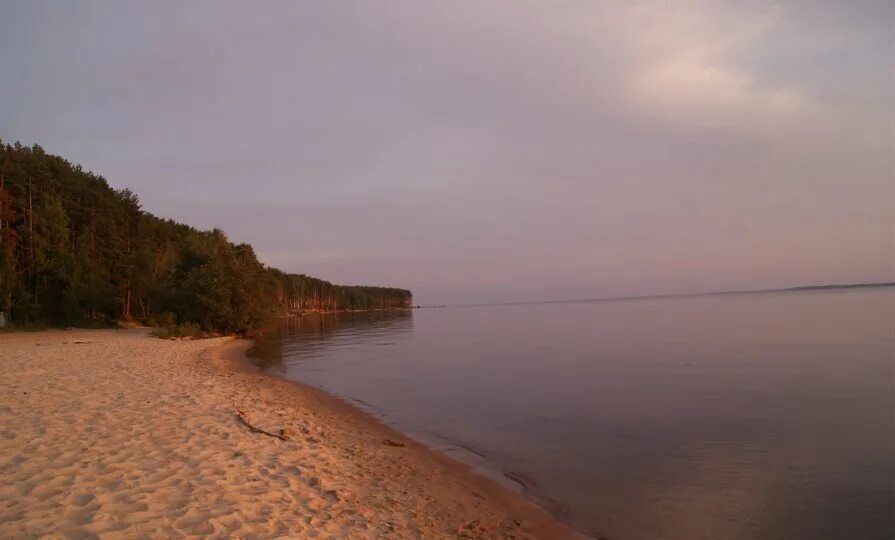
249 288 894 540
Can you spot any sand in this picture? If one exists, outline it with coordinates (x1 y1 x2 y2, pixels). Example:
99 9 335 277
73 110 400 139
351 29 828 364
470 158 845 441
0 329 582 539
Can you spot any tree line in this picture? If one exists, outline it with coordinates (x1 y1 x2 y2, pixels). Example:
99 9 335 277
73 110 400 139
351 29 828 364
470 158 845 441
0 142 412 332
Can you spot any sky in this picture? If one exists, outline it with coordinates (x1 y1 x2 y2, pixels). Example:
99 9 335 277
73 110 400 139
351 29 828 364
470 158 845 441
1 1 892 305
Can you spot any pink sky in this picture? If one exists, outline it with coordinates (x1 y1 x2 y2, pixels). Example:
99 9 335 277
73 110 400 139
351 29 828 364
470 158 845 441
2 1 892 304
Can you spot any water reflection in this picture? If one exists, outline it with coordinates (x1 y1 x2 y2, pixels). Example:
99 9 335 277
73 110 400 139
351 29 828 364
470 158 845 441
249 310 414 374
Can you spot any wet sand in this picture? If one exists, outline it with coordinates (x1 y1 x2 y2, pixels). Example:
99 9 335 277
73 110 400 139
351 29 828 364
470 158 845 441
0 328 582 539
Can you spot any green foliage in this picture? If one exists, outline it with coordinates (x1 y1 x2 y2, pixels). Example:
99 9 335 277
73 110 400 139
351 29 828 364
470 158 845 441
0 141 412 332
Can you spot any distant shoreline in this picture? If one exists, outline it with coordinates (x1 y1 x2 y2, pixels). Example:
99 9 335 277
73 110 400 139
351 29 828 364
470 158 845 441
781 282 895 291
443 281 895 309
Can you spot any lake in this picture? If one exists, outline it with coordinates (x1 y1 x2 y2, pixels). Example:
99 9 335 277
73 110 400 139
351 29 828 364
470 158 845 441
248 287 894 540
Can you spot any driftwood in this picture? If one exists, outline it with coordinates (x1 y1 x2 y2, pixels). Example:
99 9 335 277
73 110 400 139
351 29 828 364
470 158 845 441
234 405 289 441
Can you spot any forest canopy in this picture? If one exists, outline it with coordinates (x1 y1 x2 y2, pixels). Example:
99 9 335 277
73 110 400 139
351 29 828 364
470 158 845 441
0 142 412 332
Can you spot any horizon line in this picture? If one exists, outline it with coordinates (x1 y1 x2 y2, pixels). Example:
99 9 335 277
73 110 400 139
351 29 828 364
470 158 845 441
421 281 895 309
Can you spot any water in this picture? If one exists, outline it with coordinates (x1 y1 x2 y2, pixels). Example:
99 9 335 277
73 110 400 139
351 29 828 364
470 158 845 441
249 288 894 540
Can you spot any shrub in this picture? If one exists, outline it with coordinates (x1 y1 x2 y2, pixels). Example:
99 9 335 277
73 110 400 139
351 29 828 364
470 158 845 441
150 322 217 340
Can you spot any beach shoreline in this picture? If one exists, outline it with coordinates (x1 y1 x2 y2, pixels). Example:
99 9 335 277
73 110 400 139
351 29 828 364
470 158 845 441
0 328 584 539
234 335 584 537
215 335 587 539
242 332 579 532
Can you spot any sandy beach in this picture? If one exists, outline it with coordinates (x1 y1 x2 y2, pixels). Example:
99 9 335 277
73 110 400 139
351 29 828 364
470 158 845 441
0 329 580 539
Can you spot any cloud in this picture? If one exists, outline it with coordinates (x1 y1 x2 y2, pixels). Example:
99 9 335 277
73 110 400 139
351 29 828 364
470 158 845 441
0 1 890 304
622 2 814 128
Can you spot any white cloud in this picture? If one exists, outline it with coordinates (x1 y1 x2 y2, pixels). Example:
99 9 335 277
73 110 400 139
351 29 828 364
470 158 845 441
623 2 814 127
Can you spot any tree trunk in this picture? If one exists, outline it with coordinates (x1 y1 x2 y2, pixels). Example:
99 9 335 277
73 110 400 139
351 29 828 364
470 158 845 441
0 162 5 248
27 176 34 286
